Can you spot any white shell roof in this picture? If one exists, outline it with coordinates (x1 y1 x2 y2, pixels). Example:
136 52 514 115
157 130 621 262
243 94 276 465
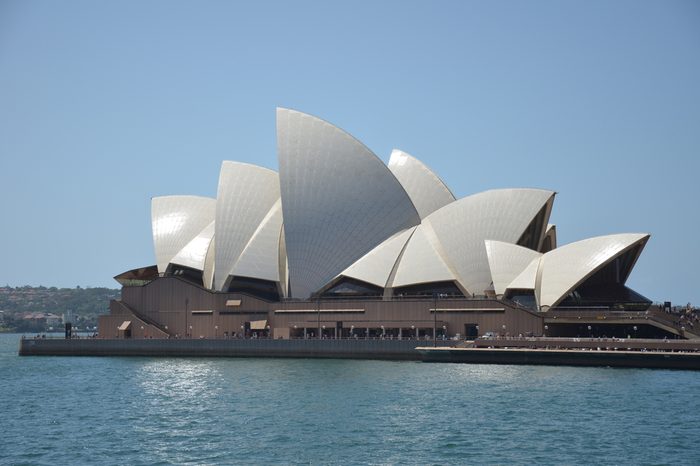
485 240 542 296
388 149 455 219
170 221 215 271
214 161 280 291
425 188 555 295
340 227 416 287
391 224 457 288
231 199 283 283
539 223 557 252
151 195 216 274
537 233 650 309
203 234 216 289
278 227 288 298
506 256 541 291
277 108 421 298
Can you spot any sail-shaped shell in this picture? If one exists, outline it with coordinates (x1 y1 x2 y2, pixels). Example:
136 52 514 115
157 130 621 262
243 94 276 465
388 149 455 219
151 195 216 274
340 227 416 287
539 224 557 253
170 221 215 271
537 233 650 310
505 257 541 292
214 161 280 290
425 188 554 295
391 224 457 288
231 199 284 283
277 108 421 298
485 240 542 296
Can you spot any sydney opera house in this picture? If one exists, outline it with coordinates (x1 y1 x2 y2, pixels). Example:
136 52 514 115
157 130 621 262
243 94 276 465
99 108 680 341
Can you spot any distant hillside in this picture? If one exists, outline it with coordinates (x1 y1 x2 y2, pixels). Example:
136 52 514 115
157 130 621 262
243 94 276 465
0 286 120 333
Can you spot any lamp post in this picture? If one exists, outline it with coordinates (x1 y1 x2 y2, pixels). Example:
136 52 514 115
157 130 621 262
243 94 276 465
240 324 244 339
317 296 321 340
544 325 548 338
433 292 437 347
502 324 506 338
189 325 192 339
633 325 638 339
214 325 218 339
411 325 415 340
587 325 592 338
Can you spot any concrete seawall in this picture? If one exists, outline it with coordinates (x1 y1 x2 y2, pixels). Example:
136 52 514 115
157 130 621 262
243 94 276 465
18 338 432 360
417 347 700 370
18 338 700 369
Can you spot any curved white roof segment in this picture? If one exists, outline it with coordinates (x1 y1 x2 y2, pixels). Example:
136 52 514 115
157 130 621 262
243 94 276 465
170 221 215 271
506 256 541 292
539 224 557 252
485 240 542 296
425 188 555 295
537 233 650 310
391 224 457 288
151 195 216 274
214 161 280 291
340 227 416 287
388 150 455 219
278 227 288 298
203 234 216 289
277 108 421 298
231 199 284 283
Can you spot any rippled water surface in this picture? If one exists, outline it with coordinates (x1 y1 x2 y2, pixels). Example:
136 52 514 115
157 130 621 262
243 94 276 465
2 333 700 465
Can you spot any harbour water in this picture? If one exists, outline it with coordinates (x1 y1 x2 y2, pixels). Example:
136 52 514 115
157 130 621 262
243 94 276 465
2 333 699 465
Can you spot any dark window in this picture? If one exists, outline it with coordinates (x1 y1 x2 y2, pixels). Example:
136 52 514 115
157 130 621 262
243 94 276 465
319 277 382 298
392 281 464 298
226 276 280 302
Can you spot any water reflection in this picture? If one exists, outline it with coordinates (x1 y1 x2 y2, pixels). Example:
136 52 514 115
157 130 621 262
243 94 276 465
137 359 223 399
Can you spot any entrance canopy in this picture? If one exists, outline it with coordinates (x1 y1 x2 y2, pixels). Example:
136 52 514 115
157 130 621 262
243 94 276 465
250 319 268 330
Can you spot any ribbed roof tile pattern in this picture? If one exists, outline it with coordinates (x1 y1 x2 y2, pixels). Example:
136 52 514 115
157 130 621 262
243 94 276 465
485 240 542 296
391 224 456 288
277 108 421 298
231 199 284 283
170 221 215 271
425 188 554 295
203 234 216 289
340 227 416 287
214 161 280 290
151 195 216 274
537 233 650 309
505 257 541 292
388 149 455 219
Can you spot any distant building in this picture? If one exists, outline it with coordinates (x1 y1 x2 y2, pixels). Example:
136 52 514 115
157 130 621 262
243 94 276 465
100 109 683 341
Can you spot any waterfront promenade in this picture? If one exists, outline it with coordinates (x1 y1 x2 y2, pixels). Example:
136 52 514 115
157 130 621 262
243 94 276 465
18 335 700 369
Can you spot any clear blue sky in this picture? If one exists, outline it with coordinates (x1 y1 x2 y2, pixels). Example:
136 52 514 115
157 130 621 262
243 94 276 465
1 0 698 304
